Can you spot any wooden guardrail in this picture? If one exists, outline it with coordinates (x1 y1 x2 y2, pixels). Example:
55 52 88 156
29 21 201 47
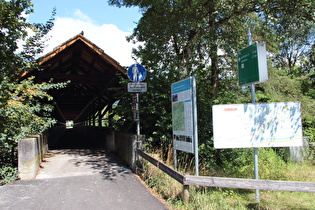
184 175 315 193
137 149 185 184
137 149 315 200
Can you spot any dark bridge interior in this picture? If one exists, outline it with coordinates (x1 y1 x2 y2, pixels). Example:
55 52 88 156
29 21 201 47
22 33 127 148
24 33 126 125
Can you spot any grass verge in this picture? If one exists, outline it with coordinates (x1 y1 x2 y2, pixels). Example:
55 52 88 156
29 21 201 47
137 152 315 210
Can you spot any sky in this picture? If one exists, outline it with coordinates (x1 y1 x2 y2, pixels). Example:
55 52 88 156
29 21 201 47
27 0 142 66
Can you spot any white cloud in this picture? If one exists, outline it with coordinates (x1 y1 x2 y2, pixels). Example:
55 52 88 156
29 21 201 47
42 10 138 66
73 9 94 23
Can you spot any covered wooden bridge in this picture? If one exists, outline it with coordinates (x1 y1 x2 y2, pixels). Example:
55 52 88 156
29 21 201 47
18 33 141 180
24 32 127 126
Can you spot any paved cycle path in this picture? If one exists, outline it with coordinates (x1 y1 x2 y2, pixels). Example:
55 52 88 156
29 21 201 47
0 149 168 210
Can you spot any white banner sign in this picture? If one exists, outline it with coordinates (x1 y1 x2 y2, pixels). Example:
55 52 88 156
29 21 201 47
213 102 303 148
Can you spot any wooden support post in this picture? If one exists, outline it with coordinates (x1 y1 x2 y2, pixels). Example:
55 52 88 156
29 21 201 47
182 185 190 202
92 113 96 126
98 110 102 127
87 109 91 126
98 99 103 127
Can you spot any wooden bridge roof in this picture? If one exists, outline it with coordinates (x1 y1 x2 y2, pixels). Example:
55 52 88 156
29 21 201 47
28 32 127 123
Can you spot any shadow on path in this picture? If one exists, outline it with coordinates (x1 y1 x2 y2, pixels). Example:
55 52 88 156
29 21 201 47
43 125 128 181
0 136 168 209
37 149 130 181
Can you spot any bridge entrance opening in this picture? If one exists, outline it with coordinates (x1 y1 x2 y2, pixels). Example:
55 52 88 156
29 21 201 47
23 33 127 149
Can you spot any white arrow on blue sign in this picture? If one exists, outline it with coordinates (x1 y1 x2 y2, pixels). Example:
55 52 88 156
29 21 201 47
127 64 146 82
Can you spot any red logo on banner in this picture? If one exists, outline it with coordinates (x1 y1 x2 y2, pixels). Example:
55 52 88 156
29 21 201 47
224 108 237 111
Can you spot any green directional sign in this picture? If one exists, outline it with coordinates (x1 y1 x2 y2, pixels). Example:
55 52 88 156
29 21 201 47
238 42 268 86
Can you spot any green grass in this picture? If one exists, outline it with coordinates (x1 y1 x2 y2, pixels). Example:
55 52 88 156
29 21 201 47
138 151 315 210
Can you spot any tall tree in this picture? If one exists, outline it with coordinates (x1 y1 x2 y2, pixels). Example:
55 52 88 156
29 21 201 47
0 0 65 184
108 0 315 161
110 0 314 91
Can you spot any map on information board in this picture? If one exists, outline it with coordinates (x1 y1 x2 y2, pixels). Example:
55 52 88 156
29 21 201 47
213 102 303 148
173 102 185 131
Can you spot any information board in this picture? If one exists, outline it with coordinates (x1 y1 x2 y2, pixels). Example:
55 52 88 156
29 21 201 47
238 42 268 85
171 77 197 153
213 102 303 148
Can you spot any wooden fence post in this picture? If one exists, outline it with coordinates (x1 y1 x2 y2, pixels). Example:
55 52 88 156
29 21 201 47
182 185 190 202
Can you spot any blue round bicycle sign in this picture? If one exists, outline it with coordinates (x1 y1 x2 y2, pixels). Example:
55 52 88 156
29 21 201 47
127 64 146 82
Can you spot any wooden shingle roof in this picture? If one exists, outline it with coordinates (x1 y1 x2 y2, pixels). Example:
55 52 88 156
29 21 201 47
29 32 127 123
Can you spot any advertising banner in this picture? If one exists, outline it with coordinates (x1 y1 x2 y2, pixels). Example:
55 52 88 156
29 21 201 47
213 102 303 148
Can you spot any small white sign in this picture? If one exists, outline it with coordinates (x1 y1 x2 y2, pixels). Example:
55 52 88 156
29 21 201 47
128 82 147 92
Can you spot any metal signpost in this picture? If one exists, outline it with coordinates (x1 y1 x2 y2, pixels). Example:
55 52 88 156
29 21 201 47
127 64 147 144
237 28 268 202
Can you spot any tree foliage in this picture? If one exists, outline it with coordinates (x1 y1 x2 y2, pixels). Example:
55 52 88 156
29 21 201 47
109 0 315 167
0 0 65 183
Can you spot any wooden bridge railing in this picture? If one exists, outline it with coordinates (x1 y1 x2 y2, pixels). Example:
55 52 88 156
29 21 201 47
137 149 315 202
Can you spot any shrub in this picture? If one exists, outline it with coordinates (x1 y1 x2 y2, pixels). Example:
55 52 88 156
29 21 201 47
0 166 18 186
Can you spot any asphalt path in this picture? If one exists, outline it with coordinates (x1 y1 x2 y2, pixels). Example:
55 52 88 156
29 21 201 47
0 149 168 210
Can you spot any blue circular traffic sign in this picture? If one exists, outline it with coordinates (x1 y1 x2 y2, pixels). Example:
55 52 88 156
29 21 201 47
127 64 146 82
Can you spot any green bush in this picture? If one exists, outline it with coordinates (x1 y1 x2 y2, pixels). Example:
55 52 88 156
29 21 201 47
198 145 291 180
0 166 18 186
0 1 63 185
